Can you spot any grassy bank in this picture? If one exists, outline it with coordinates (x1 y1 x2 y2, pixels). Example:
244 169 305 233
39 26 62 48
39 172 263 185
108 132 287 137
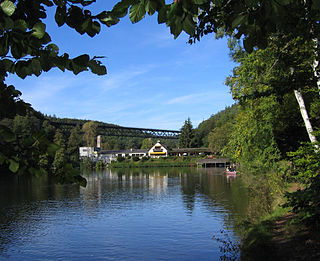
109 156 202 168
239 179 320 260
240 209 320 260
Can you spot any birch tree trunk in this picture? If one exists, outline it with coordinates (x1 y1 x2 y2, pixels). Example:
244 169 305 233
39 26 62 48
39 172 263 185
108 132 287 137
312 36 320 94
294 90 317 143
313 57 320 94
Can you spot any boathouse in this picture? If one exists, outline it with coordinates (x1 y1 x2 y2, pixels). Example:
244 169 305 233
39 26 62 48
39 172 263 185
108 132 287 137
196 158 230 168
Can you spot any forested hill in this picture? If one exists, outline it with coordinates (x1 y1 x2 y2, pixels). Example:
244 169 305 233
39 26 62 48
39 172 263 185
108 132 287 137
44 115 118 128
193 104 239 148
193 94 310 160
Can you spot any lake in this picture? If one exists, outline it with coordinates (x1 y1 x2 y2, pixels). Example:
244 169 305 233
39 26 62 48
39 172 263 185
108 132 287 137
0 167 248 260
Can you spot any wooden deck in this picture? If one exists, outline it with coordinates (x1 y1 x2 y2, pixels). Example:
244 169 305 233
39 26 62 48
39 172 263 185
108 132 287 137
196 158 230 168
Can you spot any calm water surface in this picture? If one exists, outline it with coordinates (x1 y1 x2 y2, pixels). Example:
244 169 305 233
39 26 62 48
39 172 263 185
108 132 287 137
0 168 248 260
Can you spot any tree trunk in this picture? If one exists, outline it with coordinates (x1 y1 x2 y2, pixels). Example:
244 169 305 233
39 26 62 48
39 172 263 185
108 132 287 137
313 59 320 93
294 90 317 143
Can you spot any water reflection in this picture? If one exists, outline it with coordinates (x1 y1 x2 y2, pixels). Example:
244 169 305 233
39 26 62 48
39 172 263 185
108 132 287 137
0 168 247 260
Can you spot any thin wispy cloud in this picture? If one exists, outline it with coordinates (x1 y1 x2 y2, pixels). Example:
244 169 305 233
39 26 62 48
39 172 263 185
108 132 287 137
166 90 229 105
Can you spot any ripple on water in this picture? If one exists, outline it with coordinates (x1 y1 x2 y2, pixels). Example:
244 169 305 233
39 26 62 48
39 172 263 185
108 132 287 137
0 169 243 260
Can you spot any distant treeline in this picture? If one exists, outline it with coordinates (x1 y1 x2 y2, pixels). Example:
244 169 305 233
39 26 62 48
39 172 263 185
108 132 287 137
0 109 179 178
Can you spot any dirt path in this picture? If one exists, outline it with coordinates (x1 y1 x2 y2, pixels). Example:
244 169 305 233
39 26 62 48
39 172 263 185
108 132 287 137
270 213 320 260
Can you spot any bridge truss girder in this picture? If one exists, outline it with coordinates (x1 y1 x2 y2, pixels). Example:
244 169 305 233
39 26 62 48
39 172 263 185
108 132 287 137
49 121 180 139
98 125 180 139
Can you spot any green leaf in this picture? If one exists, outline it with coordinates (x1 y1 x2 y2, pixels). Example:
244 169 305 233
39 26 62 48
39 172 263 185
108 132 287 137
170 16 183 38
2 58 13 71
8 159 19 173
15 61 33 79
232 15 246 28
157 6 168 24
32 21 46 39
1 0 15 16
182 14 195 36
87 21 100 37
0 125 16 142
3 16 13 30
98 12 120 26
46 43 59 54
129 2 146 23
0 35 9 56
73 54 90 66
55 6 67 27
88 59 107 75
14 19 28 32
243 36 254 53
192 0 207 4
31 59 42 76
111 0 131 18
145 0 157 15
42 0 54 7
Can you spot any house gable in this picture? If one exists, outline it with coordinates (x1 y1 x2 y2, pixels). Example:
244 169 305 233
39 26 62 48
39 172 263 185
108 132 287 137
148 141 168 157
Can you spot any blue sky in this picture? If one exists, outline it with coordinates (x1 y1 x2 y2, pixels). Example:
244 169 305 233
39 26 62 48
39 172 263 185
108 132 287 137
6 1 235 130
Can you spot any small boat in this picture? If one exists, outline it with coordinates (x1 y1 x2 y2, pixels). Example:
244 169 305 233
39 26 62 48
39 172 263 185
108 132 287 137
225 171 237 175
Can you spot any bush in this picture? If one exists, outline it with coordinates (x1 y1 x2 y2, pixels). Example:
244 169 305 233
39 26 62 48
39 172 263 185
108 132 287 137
132 156 140 162
117 155 125 162
140 156 149 162
95 160 104 169
80 157 93 169
285 140 320 227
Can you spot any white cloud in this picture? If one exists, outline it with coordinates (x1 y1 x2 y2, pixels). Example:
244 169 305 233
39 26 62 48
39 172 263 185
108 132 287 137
166 91 227 105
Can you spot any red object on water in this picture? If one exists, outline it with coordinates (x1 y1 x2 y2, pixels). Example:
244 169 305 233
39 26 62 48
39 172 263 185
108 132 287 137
225 171 237 175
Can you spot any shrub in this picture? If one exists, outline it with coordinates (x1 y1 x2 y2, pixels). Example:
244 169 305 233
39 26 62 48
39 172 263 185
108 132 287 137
95 160 104 169
140 156 148 162
117 155 125 162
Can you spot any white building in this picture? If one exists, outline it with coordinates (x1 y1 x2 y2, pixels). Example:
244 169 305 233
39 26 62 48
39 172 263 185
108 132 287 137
148 141 168 158
79 147 96 158
98 149 148 163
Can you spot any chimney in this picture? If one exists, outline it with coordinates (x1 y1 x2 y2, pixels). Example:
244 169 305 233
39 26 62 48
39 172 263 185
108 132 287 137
97 135 101 149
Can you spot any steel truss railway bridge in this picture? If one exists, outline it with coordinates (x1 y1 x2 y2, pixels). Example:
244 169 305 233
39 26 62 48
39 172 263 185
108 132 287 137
50 120 180 139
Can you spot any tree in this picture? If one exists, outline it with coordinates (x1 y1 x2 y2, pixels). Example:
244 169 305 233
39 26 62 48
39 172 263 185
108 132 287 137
141 138 153 149
82 121 98 147
0 0 106 178
286 138 320 226
52 129 66 172
208 123 232 154
223 97 282 170
67 125 82 167
226 36 318 144
42 120 56 140
53 129 66 148
179 118 194 148
194 104 238 147
13 112 40 139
